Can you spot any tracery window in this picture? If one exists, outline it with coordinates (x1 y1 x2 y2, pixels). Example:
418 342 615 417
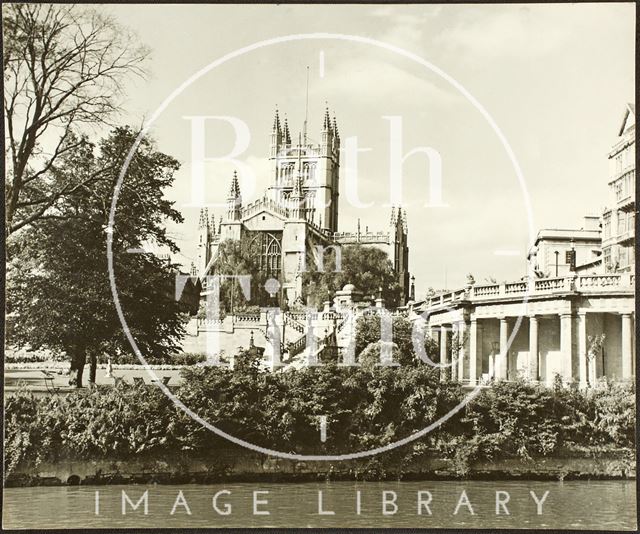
303 162 317 183
252 232 282 278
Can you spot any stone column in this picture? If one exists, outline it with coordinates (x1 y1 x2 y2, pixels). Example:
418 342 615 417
451 324 458 382
577 312 588 388
440 325 448 382
457 320 467 382
469 318 478 385
529 316 539 381
497 318 508 380
621 313 633 380
560 313 573 382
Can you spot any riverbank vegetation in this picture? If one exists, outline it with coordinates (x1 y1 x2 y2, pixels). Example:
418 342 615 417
5 354 635 479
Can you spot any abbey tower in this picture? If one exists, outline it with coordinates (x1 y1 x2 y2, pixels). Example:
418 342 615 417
196 106 411 307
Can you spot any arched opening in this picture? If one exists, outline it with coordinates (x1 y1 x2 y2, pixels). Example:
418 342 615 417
251 232 282 279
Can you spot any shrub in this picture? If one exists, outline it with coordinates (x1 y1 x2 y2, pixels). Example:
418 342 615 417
4 362 635 475
4 384 180 474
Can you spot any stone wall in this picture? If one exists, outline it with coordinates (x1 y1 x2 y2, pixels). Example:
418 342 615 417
5 449 635 487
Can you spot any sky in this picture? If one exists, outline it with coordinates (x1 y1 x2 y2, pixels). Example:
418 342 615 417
104 3 635 297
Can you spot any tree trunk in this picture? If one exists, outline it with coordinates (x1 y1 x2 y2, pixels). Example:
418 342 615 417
68 358 77 387
69 347 87 388
89 351 98 384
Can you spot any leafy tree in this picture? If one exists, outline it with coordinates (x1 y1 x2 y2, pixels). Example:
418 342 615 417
207 236 271 314
302 244 403 308
7 127 186 387
3 4 148 235
354 313 439 366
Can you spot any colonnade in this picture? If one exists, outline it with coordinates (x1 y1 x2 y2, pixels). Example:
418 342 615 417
428 311 634 386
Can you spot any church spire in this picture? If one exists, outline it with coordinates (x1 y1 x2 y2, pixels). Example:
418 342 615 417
272 107 281 132
227 171 242 221
321 105 333 156
228 170 241 200
323 106 331 131
270 107 283 157
283 116 291 145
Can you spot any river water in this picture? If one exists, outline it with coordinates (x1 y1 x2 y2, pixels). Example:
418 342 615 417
3 480 636 529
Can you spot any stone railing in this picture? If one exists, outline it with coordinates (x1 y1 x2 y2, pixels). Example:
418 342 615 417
321 311 346 321
287 333 309 358
505 281 527 294
286 312 309 322
417 273 634 312
534 277 565 292
234 313 261 323
241 196 289 219
577 274 623 289
196 317 224 328
333 230 391 245
283 312 305 333
473 284 499 298
305 217 330 238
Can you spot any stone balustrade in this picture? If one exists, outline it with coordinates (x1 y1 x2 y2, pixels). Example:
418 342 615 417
196 318 224 328
234 313 261 323
534 277 565 292
577 274 621 288
283 312 305 333
418 273 634 312
241 196 290 219
333 230 391 245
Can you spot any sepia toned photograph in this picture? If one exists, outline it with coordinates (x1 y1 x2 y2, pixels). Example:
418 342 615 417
2 1 637 530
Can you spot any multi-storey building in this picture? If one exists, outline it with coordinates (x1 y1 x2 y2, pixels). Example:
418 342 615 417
528 216 602 277
411 104 636 387
602 103 635 273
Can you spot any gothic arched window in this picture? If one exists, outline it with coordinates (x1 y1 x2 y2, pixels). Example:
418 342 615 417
303 162 317 184
252 232 282 278
308 163 316 183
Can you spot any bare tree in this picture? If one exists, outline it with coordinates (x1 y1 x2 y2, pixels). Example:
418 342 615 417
3 4 149 235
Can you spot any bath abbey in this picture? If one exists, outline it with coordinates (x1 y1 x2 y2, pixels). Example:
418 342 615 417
194 108 411 306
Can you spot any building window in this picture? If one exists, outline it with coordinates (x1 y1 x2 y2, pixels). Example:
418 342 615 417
619 245 628 268
252 232 282 278
603 247 612 271
615 153 623 173
280 163 295 183
617 210 626 235
603 212 611 238
614 180 623 201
